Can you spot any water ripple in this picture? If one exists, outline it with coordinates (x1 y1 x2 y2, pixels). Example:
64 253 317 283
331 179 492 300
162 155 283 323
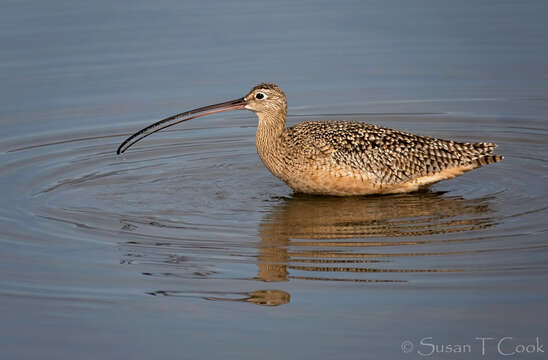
0 114 546 304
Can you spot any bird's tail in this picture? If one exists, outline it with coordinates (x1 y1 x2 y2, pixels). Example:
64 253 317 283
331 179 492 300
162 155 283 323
475 154 504 166
466 142 503 168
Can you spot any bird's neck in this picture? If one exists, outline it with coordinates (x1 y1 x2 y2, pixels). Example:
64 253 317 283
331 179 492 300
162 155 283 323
255 109 287 174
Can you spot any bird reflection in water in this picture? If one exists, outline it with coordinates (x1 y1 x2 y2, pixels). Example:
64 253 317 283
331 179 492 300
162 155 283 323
205 289 290 306
126 191 496 306
147 289 290 306
256 191 496 283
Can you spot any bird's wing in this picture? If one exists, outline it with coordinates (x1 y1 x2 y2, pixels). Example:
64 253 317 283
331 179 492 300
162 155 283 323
288 121 498 184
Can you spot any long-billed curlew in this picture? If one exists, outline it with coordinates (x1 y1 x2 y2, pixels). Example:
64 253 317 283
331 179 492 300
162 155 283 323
117 83 503 196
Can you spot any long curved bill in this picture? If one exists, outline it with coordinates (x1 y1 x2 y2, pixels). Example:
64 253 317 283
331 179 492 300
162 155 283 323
116 97 247 154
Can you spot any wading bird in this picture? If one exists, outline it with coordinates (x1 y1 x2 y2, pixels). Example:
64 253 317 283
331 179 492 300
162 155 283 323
117 83 502 196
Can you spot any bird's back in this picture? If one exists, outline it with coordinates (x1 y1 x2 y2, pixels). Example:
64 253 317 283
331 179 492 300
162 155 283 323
276 120 502 195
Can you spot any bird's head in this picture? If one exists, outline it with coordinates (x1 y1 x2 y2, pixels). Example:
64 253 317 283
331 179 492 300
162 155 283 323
243 83 287 116
116 83 286 154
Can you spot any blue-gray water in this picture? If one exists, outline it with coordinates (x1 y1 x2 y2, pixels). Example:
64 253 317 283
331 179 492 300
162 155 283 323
1 1 548 359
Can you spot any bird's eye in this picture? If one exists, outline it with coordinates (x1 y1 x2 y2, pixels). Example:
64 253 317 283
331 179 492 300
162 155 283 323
255 92 265 100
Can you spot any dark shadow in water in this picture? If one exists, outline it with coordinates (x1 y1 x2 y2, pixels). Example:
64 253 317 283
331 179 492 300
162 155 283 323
256 191 496 283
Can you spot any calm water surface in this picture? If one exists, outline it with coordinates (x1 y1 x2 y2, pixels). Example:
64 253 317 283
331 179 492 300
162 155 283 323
1 1 547 359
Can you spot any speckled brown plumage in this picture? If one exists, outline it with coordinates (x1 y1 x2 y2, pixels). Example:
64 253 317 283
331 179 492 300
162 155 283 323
118 82 503 196
282 121 501 184
244 83 503 196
